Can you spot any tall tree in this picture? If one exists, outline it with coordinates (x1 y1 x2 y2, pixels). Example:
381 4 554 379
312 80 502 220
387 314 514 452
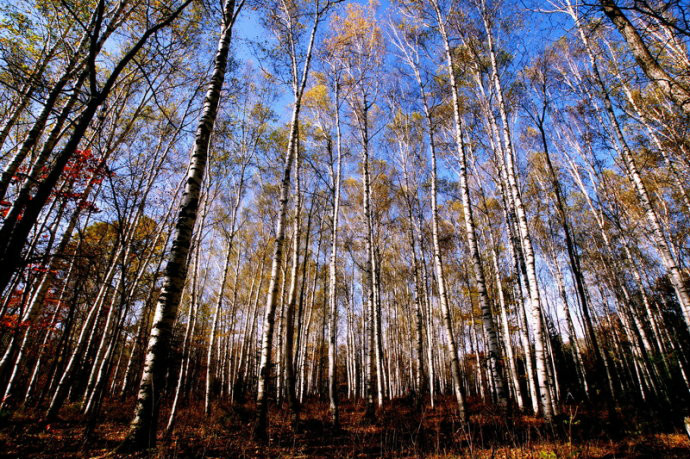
116 0 243 450
253 0 332 440
598 0 690 116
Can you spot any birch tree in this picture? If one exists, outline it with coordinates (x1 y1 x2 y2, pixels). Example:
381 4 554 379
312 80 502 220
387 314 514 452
116 0 243 450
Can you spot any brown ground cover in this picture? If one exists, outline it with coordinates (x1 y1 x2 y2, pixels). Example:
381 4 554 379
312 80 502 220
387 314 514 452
1 396 688 458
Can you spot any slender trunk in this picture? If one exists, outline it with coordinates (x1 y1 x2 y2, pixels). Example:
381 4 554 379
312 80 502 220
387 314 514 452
481 6 553 418
283 157 302 425
205 241 233 415
327 81 343 426
253 3 320 438
117 1 237 450
205 184 243 414
458 128 507 407
535 117 605 398
429 0 472 417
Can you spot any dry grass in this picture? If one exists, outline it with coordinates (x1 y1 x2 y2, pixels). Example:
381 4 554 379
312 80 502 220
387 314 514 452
0 396 688 458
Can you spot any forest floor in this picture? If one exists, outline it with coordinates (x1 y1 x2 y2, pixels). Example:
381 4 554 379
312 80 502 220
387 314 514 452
1 396 689 458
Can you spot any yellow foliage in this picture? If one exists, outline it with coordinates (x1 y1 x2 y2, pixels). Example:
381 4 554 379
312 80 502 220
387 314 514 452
324 1 384 76
303 84 329 110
